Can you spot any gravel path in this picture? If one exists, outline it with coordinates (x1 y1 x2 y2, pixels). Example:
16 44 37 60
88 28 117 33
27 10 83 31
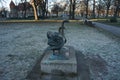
93 22 120 37
0 22 120 80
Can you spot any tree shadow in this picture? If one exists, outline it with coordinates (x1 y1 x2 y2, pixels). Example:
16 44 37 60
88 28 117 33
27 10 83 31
85 53 108 80
76 50 91 80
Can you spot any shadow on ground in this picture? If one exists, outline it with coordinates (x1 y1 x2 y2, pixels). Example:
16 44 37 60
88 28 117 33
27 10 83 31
26 48 108 80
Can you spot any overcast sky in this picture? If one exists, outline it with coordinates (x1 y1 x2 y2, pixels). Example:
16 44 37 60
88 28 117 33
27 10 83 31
0 0 30 10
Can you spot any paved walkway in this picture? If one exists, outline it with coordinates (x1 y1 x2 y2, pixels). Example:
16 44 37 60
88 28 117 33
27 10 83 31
93 22 120 37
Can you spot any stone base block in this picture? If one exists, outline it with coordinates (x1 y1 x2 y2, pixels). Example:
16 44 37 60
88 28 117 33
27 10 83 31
40 46 77 74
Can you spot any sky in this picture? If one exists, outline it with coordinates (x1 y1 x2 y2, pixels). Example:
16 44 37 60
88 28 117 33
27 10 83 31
0 0 30 10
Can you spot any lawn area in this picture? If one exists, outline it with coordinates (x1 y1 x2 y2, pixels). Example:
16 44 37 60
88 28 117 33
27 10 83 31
0 22 120 80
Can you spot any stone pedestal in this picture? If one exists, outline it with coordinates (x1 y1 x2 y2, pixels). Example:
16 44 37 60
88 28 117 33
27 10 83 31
40 46 77 74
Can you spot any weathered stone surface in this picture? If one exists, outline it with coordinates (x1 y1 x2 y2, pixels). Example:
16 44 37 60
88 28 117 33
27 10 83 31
40 46 77 74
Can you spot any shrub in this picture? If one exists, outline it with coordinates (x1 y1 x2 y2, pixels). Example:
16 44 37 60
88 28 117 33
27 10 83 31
110 17 117 22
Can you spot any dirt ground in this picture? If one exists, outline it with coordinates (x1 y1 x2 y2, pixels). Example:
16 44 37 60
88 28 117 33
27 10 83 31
0 22 120 80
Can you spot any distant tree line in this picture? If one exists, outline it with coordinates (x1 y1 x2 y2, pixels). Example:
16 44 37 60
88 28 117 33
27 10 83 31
0 0 120 20
21 0 120 20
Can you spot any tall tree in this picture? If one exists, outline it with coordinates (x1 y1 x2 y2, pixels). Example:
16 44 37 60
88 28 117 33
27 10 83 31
72 0 76 19
20 0 27 18
30 0 38 20
96 0 104 18
69 0 76 19
30 0 47 20
69 0 72 19
114 0 120 17
92 0 95 18
51 3 67 17
39 0 47 19
103 0 112 18
51 4 60 17
84 0 90 18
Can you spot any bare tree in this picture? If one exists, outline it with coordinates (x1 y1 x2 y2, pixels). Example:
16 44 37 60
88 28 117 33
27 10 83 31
96 0 105 18
19 0 27 18
92 0 95 18
39 0 48 19
51 3 66 17
103 0 112 18
72 0 76 19
51 4 59 17
113 0 120 17
69 0 76 19
30 0 38 20
83 0 90 18
30 0 48 20
69 0 72 19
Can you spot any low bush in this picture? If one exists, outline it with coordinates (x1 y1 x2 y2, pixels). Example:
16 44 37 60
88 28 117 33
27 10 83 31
110 17 117 22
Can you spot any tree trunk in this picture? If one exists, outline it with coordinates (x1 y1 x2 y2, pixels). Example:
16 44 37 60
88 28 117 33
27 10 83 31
97 11 100 18
69 0 72 19
97 6 101 18
42 2 46 19
85 0 89 18
31 2 38 20
24 0 27 18
114 6 118 18
106 7 109 18
45 0 48 17
92 0 95 18
86 5 88 18
72 0 75 19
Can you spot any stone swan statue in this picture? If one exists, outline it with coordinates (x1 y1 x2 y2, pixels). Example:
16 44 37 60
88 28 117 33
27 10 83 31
47 20 69 60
